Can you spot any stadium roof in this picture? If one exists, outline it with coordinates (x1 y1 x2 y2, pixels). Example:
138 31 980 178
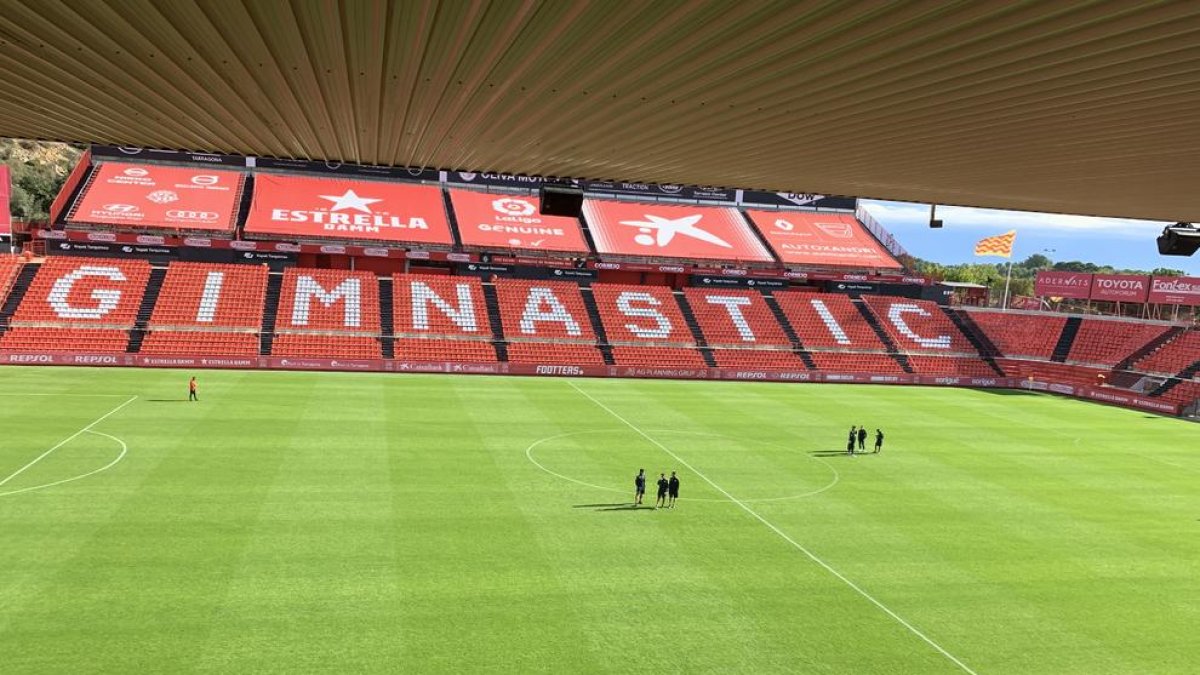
1 0 1197 222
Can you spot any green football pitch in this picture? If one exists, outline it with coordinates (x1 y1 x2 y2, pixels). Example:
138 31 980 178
0 366 1196 673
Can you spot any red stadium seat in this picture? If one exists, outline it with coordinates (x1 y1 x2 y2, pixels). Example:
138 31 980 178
141 331 260 356
591 283 695 345
774 291 888 352
967 311 1065 359
506 342 604 364
494 279 595 343
272 334 382 359
393 274 491 339
906 355 1000 377
609 346 707 367
861 296 975 354
709 347 806 369
1133 330 1200 376
682 288 790 347
148 262 267 330
1067 319 1173 367
808 351 905 374
394 337 497 362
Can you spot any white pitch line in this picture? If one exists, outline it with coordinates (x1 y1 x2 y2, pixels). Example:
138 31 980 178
0 430 128 497
0 393 133 397
0 396 138 489
567 380 977 675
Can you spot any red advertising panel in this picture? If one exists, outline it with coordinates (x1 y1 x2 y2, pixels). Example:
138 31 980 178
449 189 589 253
0 164 10 237
744 211 900 269
1090 274 1149 303
245 175 452 245
67 162 243 232
1034 271 1093 299
1148 276 1200 306
582 199 772 263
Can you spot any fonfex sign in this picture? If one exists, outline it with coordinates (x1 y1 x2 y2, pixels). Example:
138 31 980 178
245 175 453 245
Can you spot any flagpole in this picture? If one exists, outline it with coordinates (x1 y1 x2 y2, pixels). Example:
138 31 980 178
1001 259 1013 310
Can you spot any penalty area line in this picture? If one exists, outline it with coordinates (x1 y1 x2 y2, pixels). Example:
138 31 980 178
566 380 977 675
0 395 138 490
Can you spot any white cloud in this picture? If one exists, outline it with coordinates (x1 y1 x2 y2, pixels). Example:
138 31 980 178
861 200 1167 237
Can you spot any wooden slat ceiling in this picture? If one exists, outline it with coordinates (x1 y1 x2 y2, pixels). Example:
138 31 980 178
0 0 1197 221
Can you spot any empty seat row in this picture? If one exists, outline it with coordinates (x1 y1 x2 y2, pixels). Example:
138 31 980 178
149 262 268 330
394 337 497 362
141 331 260 356
505 342 605 364
0 327 130 352
967 311 1065 359
807 351 904 374
682 288 791 346
710 347 806 369
861 296 976 354
271 333 382 358
775 291 888 351
1067 320 1172 367
591 283 695 345
1132 330 1200 376
495 279 596 342
276 269 380 334
609 346 708 367
11 257 152 327
393 274 490 339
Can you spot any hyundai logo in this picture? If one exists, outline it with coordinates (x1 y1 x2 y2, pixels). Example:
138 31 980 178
103 203 139 213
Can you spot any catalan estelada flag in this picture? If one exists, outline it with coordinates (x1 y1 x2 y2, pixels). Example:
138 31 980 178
974 230 1016 258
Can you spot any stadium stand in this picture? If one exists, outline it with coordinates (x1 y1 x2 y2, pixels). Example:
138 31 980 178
393 274 490 339
141 331 260 356
147 263 268 330
860 296 975 354
609 346 708 367
1067 319 1174 367
394 337 497 362
271 269 382 358
905 355 1003 377
495 279 596 342
506 342 605 364
590 283 695 345
0 257 151 353
967 311 1066 359
807 351 905 373
773 291 889 351
1130 330 1200 376
682 288 791 346
709 347 807 369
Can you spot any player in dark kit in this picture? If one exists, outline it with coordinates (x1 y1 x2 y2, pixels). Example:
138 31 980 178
875 429 884 453
634 469 646 506
656 473 669 508
847 426 856 456
857 426 867 451
668 472 680 508
188 376 198 402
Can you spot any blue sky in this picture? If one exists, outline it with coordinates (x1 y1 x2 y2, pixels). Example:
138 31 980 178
860 200 1199 275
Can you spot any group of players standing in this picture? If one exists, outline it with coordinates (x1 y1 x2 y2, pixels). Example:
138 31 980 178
848 426 883 456
633 469 679 508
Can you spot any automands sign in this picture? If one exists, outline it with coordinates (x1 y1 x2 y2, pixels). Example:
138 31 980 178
1034 271 1093 299
449 189 589 253
1148 276 1200 306
245 175 452 245
582 199 773 263
1090 274 1149 303
744 211 900 269
68 163 243 232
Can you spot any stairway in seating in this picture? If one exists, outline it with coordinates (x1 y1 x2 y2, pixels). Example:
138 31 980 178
379 277 395 359
674 290 717 368
941 308 1006 376
1115 325 1186 371
1149 359 1200 398
1050 317 1082 362
854 300 914 374
259 272 284 356
580 286 615 365
0 262 39 337
481 282 508 362
127 266 168 353
763 292 816 369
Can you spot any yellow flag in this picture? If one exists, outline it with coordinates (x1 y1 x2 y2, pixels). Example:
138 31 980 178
974 230 1016 258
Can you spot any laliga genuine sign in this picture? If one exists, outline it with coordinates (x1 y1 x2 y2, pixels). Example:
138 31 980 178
449 189 589 253
245 175 453 245
68 163 242 232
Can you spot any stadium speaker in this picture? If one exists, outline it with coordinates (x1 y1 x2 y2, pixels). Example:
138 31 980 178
540 184 584 218
929 219 943 229
1156 223 1200 256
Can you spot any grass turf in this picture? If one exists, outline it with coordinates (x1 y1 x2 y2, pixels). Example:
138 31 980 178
0 366 1196 673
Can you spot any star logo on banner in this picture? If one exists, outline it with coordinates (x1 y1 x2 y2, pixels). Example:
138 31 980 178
619 214 731 248
320 189 381 213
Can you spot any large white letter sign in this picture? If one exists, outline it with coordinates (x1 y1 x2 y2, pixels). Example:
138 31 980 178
809 298 851 345
49 266 126 320
519 287 582 336
887 303 950 348
705 295 756 342
409 281 477 332
616 291 672 339
292 276 362 327
196 271 225 323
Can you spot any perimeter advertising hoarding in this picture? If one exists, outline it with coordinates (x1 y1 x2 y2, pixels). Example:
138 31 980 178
1034 271 1093 299
582 199 773 263
449 189 589 253
67 163 243 232
744 210 900 269
1090 274 1150 303
1148 276 1200 306
245 175 453 245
